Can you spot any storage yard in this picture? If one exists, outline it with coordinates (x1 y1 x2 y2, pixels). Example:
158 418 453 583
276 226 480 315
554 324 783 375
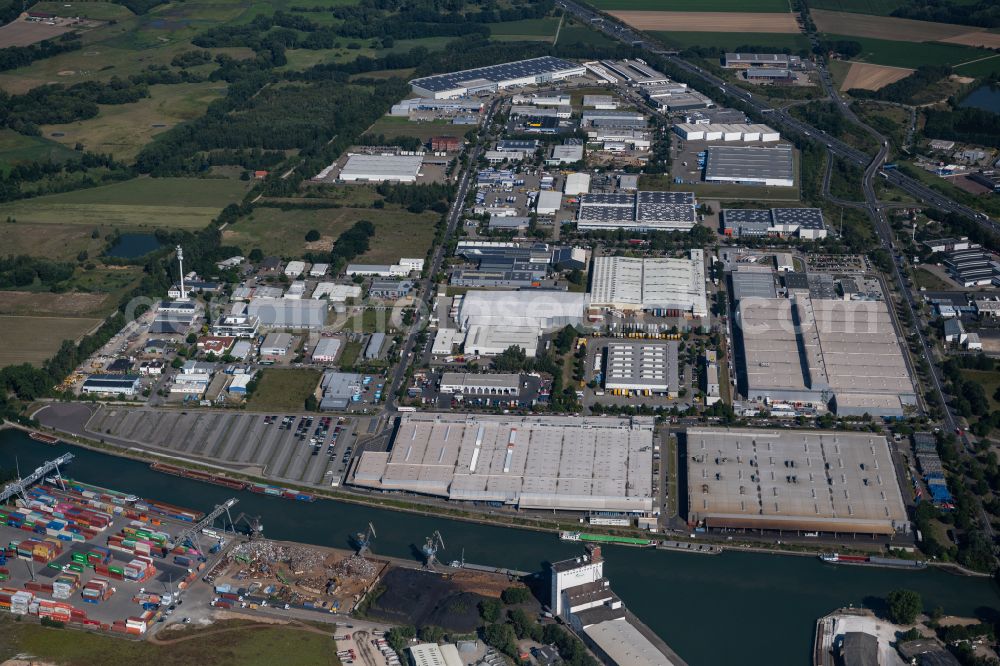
0 479 215 635
84 407 359 488
207 539 386 616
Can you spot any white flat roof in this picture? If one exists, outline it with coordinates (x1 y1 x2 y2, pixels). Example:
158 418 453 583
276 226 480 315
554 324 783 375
341 154 423 179
590 253 707 317
352 413 655 512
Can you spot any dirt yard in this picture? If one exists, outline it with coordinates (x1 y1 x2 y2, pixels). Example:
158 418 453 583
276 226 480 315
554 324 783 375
942 32 1000 49
812 9 981 42
840 61 914 90
0 14 101 48
608 10 801 32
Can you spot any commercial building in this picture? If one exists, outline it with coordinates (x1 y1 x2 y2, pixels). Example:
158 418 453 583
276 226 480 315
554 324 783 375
512 93 571 106
584 94 618 109
536 190 563 215
439 372 521 395
464 325 542 358
261 333 293 360
430 136 461 152
703 350 721 406
581 110 646 129
970 170 1000 193
369 279 414 299
247 298 328 330
230 340 252 360
943 246 1000 287
457 289 586 331
686 427 909 536
409 56 585 99
598 60 669 86
736 295 916 417
745 68 795 83
452 241 554 288
365 332 386 360
319 371 362 410
432 328 460 356
924 237 970 253
150 312 195 335
589 251 708 317
604 341 680 396
312 283 362 302
344 263 415 278
211 314 260 338
311 338 341 363
390 98 484 116
564 173 591 196
730 264 777 301
723 53 800 69
227 373 254 396
408 644 463 666
352 413 655 512
339 154 423 183
704 145 794 187
577 191 697 232
309 263 329 277
82 375 141 396
548 144 584 165
673 123 779 143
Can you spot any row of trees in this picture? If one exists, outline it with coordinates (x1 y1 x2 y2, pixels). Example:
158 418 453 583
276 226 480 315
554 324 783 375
924 106 1000 150
0 33 81 73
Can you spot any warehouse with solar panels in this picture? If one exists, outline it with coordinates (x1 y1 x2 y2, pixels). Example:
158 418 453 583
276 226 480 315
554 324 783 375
409 57 586 99
351 413 655 512
686 427 909 536
576 191 697 232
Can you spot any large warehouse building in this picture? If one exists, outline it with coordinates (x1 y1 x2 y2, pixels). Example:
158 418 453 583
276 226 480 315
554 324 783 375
673 123 780 143
686 427 909 536
339 154 423 183
576 191 697 232
247 298 328 330
704 145 794 187
723 207 827 239
456 290 587 358
604 341 680 396
589 251 708 317
409 56 586 99
736 295 916 417
351 413 655 512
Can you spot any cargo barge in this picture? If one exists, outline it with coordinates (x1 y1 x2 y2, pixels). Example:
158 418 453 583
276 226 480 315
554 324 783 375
559 531 656 548
819 553 926 569
53 477 204 523
145 463 317 502
247 482 316 502
29 432 60 445
656 540 722 555
149 463 247 491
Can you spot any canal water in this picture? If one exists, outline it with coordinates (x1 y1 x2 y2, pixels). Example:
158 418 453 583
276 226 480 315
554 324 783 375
2 429 997 665
960 85 1000 114
105 233 162 259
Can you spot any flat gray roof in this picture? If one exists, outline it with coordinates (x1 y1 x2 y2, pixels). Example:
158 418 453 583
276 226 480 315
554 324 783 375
605 341 679 393
351 413 655 512
705 145 793 182
686 426 908 534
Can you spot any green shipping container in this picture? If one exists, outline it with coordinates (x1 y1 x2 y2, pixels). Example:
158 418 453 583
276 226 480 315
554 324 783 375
47 562 64 571
72 553 87 562
68 563 83 573
109 566 124 574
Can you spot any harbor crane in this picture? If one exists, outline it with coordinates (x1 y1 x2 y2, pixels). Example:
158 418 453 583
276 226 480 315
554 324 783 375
171 498 238 557
0 453 74 505
422 530 445 568
354 522 376 556
236 513 264 541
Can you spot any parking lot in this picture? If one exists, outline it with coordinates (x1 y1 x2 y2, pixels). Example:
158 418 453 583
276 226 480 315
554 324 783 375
85 408 359 488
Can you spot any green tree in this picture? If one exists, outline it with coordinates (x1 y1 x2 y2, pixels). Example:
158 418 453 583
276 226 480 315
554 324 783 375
478 598 502 623
304 394 318 411
501 586 531 605
481 623 517 658
186 333 198 344
886 589 922 625
305 229 321 242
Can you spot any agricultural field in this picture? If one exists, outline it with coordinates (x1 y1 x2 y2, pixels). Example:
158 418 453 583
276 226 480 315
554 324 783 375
812 9 993 43
221 204 439 264
556 22 621 48
0 177 250 229
610 11 800 32
0 617 342 666
822 33 1000 75
0 290 113 317
0 315 102 367
0 15 99 48
40 82 229 160
0 129 79 173
590 0 791 11
653 31 811 51
839 62 913 91
246 368 322 412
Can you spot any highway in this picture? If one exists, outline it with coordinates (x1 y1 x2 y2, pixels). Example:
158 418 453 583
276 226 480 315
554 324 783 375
556 0 996 232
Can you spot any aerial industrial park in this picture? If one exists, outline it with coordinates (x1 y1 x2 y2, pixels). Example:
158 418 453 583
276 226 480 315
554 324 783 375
2 0 1000 663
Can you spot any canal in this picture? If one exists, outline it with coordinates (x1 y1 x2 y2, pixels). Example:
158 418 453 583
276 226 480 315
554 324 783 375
2 429 997 664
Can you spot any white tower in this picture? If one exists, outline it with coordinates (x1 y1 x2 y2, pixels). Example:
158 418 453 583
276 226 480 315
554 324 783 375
176 245 187 300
